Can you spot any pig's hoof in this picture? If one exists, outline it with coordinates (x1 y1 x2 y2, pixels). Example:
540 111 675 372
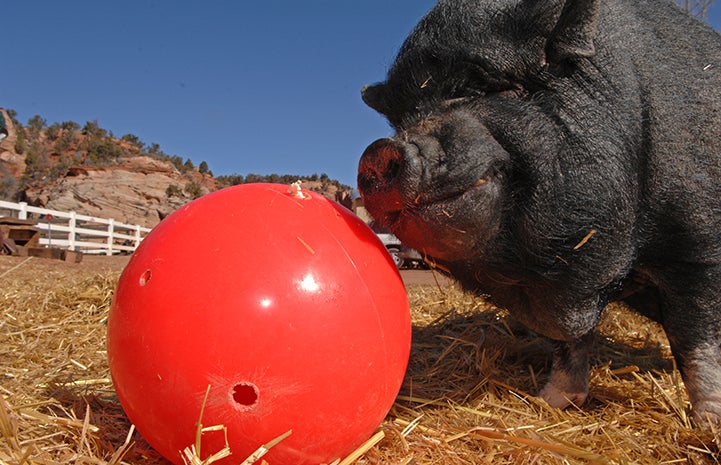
539 381 588 409
692 397 721 426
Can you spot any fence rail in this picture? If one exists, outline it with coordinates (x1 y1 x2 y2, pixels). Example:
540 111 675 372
0 200 152 255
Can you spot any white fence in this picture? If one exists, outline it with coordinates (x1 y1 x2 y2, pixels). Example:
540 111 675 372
0 200 152 256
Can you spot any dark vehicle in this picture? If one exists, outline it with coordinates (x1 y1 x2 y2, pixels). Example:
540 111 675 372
375 231 426 269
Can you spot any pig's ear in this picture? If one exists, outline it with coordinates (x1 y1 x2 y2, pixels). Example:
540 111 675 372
546 0 600 63
362 83 390 115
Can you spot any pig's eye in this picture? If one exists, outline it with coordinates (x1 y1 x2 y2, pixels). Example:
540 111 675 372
455 60 526 98
441 97 472 107
494 86 527 99
442 84 526 107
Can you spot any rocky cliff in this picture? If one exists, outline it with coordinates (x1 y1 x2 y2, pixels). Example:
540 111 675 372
0 109 350 229
23 157 216 228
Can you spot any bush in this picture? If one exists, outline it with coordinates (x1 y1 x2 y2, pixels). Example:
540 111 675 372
184 181 203 199
27 115 47 135
244 173 264 184
121 133 144 149
60 121 80 132
14 131 26 154
147 143 161 154
169 155 184 171
45 123 61 141
47 159 72 181
0 171 17 200
24 145 49 171
55 130 77 153
166 184 183 198
86 138 125 164
82 120 106 138
216 174 244 186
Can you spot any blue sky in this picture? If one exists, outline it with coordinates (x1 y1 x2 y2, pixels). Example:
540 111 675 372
3 1 720 187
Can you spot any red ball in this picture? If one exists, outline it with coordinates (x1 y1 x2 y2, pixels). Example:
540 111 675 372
107 183 411 465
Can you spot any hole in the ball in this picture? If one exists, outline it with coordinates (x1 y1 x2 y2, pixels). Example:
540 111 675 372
232 383 259 408
139 269 152 286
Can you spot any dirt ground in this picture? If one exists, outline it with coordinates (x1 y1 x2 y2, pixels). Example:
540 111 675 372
0 254 131 281
400 268 454 287
0 254 449 288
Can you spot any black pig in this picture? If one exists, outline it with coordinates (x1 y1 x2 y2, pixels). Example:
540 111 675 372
358 0 721 422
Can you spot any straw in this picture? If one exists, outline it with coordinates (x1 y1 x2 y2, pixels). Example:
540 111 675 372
1 255 720 464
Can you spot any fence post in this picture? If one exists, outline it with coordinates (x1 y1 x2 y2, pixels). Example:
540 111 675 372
68 211 77 251
134 224 142 250
107 218 115 256
18 202 28 220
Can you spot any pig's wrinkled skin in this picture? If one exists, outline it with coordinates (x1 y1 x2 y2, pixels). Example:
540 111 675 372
358 0 721 423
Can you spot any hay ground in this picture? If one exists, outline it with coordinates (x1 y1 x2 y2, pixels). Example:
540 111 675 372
0 255 719 464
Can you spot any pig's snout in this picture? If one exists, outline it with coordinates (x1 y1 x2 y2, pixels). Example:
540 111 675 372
358 139 423 199
357 138 422 225
358 139 406 195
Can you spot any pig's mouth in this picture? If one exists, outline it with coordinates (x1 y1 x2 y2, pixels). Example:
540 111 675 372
367 176 495 261
381 177 489 226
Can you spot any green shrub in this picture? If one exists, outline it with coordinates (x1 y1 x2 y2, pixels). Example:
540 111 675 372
82 120 107 138
45 123 61 141
184 181 203 199
55 130 77 153
86 138 125 164
0 171 17 200
27 115 47 135
60 121 80 132
169 155 184 171
121 133 144 149
166 184 183 198
14 131 26 154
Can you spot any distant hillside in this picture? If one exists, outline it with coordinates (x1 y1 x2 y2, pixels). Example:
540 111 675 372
0 109 351 228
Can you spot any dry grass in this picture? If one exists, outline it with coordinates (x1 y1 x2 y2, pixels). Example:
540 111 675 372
1 255 720 464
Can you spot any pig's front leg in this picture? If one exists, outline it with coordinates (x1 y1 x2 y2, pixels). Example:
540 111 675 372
678 341 721 424
539 332 594 408
657 265 721 424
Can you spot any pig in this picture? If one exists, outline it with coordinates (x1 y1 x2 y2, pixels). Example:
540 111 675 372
358 0 721 422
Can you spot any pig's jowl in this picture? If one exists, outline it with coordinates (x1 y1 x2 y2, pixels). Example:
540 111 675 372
358 0 721 422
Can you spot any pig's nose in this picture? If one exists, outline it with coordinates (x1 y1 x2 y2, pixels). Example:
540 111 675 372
357 139 406 196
